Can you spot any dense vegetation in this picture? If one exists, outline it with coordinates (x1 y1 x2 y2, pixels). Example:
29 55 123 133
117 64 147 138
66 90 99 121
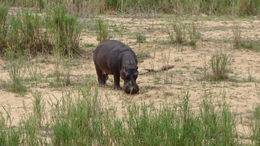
0 86 259 145
0 0 259 16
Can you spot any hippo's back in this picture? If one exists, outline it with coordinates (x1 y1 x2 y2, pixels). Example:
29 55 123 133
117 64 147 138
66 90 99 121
93 40 136 74
94 40 131 56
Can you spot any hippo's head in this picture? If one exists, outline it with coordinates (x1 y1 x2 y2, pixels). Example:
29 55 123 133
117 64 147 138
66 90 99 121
120 66 139 94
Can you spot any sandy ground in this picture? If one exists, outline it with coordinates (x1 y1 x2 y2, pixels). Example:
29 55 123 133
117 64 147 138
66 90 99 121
0 14 259 141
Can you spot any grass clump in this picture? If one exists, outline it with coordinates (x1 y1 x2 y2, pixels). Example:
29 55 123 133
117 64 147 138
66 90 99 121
95 19 110 43
6 8 48 55
251 105 260 145
0 5 8 51
232 25 260 52
3 50 28 95
50 87 104 145
232 25 242 49
8 59 27 95
173 23 186 44
168 22 200 47
203 51 231 81
135 32 146 43
46 5 82 56
0 5 82 57
188 23 200 47
0 116 21 146
209 51 231 81
168 22 185 44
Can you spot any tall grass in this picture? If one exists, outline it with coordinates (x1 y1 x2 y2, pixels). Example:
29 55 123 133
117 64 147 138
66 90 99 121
7 8 44 55
0 5 8 51
0 5 82 57
1 0 259 16
95 19 109 43
210 51 231 81
251 105 260 145
46 5 82 56
2 86 259 145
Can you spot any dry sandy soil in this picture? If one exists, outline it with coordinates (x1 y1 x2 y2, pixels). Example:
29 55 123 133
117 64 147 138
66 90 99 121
0 14 259 141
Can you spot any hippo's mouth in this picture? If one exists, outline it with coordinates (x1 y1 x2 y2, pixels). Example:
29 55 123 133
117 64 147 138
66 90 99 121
123 82 139 94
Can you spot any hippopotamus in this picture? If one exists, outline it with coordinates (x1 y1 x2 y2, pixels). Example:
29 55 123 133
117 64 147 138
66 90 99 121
93 40 139 94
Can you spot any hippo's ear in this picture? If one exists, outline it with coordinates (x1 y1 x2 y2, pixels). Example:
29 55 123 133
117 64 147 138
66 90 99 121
136 66 138 70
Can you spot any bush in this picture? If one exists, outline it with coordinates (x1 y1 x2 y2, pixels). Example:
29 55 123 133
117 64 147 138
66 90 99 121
46 5 82 56
95 19 109 43
210 51 231 81
0 5 82 57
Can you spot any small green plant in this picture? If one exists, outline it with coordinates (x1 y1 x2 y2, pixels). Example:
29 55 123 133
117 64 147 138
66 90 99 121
210 51 231 81
173 23 185 44
4 50 27 95
188 23 200 47
0 5 8 51
168 22 200 47
32 91 45 126
24 57 43 86
167 29 175 44
8 60 27 95
251 104 260 145
232 25 241 49
0 112 20 146
135 32 146 43
95 19 109 43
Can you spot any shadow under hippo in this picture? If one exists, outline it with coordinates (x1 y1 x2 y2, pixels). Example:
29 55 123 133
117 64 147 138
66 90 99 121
93 40 139 94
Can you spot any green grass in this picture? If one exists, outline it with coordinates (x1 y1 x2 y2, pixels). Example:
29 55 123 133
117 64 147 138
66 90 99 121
95 19 110 43
168 22 200 47
46 5 82 56
1 0 259 16
135 32 146 43
207 51 231 81
0 5 82 57
251 105 260 145
0 5 8 50
1 52 28 95
0 88 244 145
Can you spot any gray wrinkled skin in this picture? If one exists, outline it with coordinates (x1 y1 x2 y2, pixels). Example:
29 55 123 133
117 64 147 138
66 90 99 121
93 40 139 94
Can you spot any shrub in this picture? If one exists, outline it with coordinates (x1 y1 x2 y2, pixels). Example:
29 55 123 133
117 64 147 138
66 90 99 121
95 19 109 43
4 8 49 56
210 51 231 81
173 23 185 44
46 5 82 56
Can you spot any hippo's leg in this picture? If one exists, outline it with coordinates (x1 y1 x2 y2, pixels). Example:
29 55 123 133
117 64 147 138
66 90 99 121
95 65 106 86
113 73 122 90
103 74 108 84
